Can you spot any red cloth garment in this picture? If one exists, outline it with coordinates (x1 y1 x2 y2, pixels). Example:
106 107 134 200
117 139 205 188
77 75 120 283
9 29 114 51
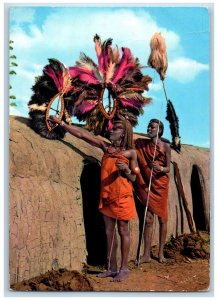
99 152 137 221
133 138 169 221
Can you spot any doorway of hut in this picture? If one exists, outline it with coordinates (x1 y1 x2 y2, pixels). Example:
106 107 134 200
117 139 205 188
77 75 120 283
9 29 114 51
190 165 209 231
80 158 107 266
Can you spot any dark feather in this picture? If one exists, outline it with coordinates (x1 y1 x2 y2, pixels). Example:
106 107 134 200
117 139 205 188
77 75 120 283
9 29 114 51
28 59 74 139
46 58 65 73
30 75 58 105
166 100 181 152
28 110 66 139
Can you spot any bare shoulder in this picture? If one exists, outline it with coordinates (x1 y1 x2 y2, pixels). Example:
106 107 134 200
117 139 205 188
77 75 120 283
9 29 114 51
128 148 137 159
101 141 112 153
163 141 171 156
164 142 171 151
121 148 137 159
131 148 137 157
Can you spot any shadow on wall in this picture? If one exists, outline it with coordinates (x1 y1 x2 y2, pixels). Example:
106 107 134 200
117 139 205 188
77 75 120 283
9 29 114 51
80 157 107 266
191 165 209 232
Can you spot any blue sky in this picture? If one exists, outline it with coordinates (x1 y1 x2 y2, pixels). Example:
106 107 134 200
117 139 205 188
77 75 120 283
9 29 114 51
8 5 210 147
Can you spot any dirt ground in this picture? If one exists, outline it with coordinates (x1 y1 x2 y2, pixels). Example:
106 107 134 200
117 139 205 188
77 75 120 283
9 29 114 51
11 232 210 292
86 257 209 292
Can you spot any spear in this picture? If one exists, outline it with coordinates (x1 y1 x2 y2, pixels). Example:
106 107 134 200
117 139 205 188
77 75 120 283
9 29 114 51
147 32 181 153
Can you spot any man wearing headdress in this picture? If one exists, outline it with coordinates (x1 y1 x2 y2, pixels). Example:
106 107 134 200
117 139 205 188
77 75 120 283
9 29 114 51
49 115 138 281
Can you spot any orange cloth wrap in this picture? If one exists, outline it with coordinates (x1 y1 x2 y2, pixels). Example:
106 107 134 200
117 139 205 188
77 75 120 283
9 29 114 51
133 139 169 221
99 153 137 221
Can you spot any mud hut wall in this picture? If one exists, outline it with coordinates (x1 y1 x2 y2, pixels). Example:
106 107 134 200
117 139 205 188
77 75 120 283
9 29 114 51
9 118 104 285
171 149 195 234
174 146 210 232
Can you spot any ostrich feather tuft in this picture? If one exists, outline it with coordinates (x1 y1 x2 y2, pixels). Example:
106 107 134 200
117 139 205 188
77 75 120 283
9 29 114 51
147 32 168 81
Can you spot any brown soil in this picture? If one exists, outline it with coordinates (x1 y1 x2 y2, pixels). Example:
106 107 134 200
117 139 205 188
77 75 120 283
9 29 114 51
86 258 209 292
10 269 93 291
11 232 210 292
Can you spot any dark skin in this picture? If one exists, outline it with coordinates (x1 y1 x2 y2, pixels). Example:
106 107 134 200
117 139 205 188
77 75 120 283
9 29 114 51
49 115 138 281
138 121 171 264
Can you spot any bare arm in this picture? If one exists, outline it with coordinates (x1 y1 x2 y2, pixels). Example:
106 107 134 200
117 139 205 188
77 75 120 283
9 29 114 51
115 149 138 182
49 115 110 152
151 142 171 173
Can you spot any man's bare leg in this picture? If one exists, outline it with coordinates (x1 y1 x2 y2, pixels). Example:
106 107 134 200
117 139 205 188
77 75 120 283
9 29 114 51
113 220 130 282
137 211 154 264
97 215 118 278
158 216 168 263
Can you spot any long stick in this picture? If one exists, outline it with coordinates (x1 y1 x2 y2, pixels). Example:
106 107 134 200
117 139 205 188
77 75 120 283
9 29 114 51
162 80 169 102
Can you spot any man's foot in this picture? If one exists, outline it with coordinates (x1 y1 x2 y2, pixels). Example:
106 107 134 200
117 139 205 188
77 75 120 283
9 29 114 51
96 270 117 278
113 269 129 282
158 256 175 264
135 256 151 265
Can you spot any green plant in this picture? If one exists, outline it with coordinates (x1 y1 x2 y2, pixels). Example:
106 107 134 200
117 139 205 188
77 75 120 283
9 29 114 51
9 40 18 107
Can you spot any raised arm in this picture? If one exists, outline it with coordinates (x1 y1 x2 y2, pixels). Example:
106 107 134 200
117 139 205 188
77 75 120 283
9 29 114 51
49 115 110 152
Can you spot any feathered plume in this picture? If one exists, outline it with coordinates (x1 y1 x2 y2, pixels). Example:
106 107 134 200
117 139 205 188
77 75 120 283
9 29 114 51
148 32 181 152
147 32 168 81
28 58 74 139
112 48 135 84
166 100 181 152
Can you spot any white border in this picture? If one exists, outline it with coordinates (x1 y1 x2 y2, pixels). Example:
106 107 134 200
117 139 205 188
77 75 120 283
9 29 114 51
2 1 216 299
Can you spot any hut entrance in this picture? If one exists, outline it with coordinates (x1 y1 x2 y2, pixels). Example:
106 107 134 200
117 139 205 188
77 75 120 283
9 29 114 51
80 158 107 266
190 165 208 231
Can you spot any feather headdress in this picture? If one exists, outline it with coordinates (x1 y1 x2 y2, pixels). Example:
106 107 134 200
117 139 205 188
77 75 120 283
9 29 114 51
28 35 152 138
147 32 181 152
28 58 74 139
69 34 152 135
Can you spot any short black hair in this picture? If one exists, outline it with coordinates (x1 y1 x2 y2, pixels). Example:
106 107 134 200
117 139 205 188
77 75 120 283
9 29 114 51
148 119 164 137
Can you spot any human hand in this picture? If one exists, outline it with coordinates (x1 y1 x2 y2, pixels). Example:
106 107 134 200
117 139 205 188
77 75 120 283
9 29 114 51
115 161 130 174
49 115 60 124
151 162 162 172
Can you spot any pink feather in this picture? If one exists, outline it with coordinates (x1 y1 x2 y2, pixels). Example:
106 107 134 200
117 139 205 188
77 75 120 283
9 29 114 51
119 97 143 109
97 53 105 74
69 67 100 84
112 48 135 84
107 120 114 131
74 101 97 114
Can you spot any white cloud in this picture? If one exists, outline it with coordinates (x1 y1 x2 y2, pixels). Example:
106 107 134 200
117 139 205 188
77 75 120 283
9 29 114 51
168 57 209 83
10 105 23 116
10 8 181 62
9 96 29 116
149 82 162 92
